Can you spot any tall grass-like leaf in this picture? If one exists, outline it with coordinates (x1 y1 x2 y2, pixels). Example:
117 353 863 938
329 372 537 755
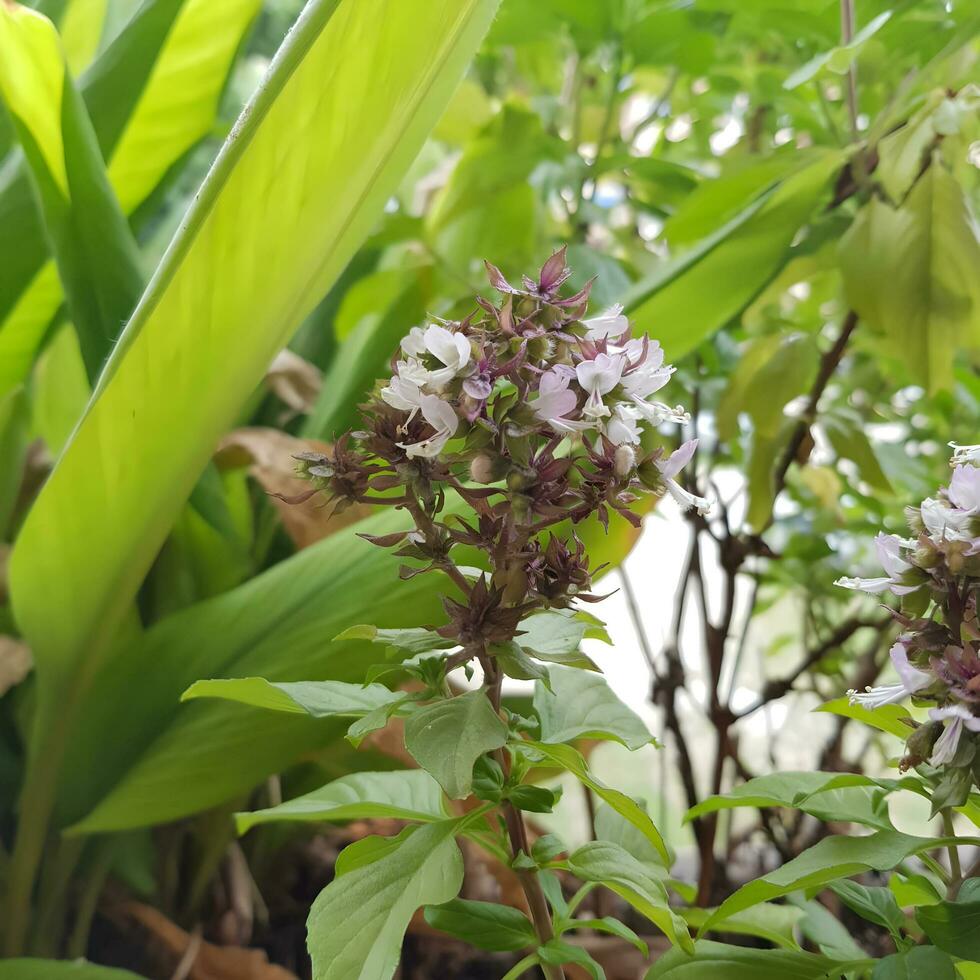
0 3 143 379
3 1 499 951
0 0 260 393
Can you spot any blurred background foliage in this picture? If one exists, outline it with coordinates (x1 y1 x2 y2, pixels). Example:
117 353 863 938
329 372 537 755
0 0 978 974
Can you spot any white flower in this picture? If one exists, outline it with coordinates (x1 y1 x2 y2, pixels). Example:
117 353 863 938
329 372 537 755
605 404 643 446
920 497 975 545
397 394 458 458
655 439 710 515
928 704 980 766
948 465 980 514
949 442 980 465
847 642 931 709
835 533 919 596
576 353 625 420
620 338 673 399
400 326 428 358
532 368 590 434
380 375 423 415
420 325 472 387
583 304 629 340
632 401 690 426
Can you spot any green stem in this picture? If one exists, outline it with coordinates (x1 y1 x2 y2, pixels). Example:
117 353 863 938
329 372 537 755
501 954 541 980
67 846 112 959
942 810 962 898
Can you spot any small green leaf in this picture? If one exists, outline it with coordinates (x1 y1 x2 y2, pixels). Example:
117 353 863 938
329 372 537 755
525 741 670 865
181 676 403 718
506 784 561 813
539 939 606 980
308 819 464 978
686 770 905 830
816 698 914 740
703 832 968 931
424 898 536 951
562 916 648 955
404 691 507 799
871 946 957 980
533 666 654 751
645 939 872 979
234 770 446 834
679 903 804 950
829 880 905 938
518 612 589 659
890 873 942 909
916 900 980 960
567 841 693 953
789 895 868 960
333 624 454 655
594 802 669 875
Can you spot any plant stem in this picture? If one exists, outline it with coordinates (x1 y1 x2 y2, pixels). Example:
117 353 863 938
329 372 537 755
483 659 564 980
840 0 860 141
942 809 963 897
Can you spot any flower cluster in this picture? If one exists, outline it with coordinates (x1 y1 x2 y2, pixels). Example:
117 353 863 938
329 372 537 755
295 250 705 660
840 445 980 775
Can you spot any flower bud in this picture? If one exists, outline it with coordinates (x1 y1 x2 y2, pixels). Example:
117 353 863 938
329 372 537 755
470 452 505 485
613 444 636 478
901 720 943 770
507 466 537 492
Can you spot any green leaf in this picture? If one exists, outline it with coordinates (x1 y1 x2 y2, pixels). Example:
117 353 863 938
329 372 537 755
404 691 507 799
839 161 980 392
0 1 144 379
518 612 589 660
539 939 606 980
789 895 869 961
0 0 262 394
235 770 446 834
307 818 464 980
0 386 30 538
679 904 804 951
645 940 871 979
567 841 693 953
703 832 964 931
526 741 670 866
824 415 893 493
533 666 654 751
890 872 942 909
561 916 648 955
627 151 842 362
784 10 892 89
0 962 146 980
916 900 980 960
181 676 403 718
424 898 536 952
816 698 914 740
685 770 903 831
871 946 958 980
829 880 905 938
594 802 669 875
333 624 454 655
10 0 499 837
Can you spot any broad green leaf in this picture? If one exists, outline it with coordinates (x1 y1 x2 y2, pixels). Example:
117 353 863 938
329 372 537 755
678 904 803 950
816 698 914 740
872 946 958 980
533 666 654 751
0 962 146 980
423 898 536 952
704 832 974 930
789 895 868 961
181 677 403 718
916 900 980 960
62 510 456 831
890 872 942 909
0 2 143 379
839 161 980 392
235 770 446 833
518 611 588 660
824 415 893 493
403 691 507 799
562 916 648 955
829 880 904 938
0 0 262 393
527 741 670 866
646 940 871 980
567 841 693 953
627 151 842 362
307 818 464 980
57 0 109 76
0 387 30 538
685 771 904 831
11 0 499 833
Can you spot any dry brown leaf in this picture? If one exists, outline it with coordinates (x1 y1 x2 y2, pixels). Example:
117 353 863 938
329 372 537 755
123 902 297 980
265 350 322 414
215 428 370 549
0 636 32 696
